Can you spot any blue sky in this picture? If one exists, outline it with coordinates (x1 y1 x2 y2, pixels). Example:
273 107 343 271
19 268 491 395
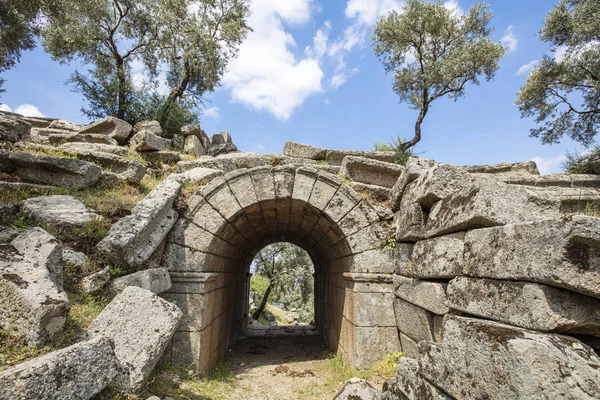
0 0 585 174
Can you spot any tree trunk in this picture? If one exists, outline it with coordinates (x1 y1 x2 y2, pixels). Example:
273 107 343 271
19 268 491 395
160 72 191 125
115 58 126 120
252 284 272 320
402 101 429 151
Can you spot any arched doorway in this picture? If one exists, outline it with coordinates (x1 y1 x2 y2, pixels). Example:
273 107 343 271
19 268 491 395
160 166 399 373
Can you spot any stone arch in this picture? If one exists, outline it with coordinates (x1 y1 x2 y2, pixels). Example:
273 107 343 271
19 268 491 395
160 165 399 373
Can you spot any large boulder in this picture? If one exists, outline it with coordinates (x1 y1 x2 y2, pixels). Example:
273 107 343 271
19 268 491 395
20 195 103 229
340 156 404 188
87 286 183 392
105 268 172 299
97 178 181 267
283 141 327 160
0 113 31 142
420 316 600 400
0 336 119 400
7 151 102 188
0 228 69 345
79 116 132 144
447 277 600 335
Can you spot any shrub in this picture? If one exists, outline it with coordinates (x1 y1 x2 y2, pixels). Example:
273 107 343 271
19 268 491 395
373 136 416 165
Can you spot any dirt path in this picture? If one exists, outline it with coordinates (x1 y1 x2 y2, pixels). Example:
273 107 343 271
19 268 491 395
168 328 386 400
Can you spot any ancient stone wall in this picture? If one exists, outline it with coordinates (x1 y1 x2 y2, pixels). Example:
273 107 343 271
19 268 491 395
383 158 600 400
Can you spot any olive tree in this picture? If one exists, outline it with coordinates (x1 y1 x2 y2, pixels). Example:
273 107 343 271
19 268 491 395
516 0 600 146
372 0 505 150
41 0 183 121
158 0 250 125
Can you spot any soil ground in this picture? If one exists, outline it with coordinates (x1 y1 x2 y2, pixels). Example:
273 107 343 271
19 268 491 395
147 327 390 400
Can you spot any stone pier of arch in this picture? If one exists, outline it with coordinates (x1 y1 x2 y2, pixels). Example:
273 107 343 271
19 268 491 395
158 166 399 373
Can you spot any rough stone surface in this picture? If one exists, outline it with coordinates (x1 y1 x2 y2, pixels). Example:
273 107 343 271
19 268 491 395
0 228 69 345
48 132 119 146
134 120 163 137
420 316 600 400
21 195 103 228
407 232 465 278
447 277 600 335
334 378 383 399
59 142 128 156
48 119 82 132
393 297 436 343
0 113 31 142
571 153 600 175
130 130 167 152
382 358 452 400
184 135 206 157
425 177 561 237
283 141 327 160
140 151 182 166
79 116 132 143
0 202 17 220
353 182 391 202
106 268 172 299
394 275 449 315
462 161 540 175
8 151 102 188
208 142 238 156
81 267 111 293
171 167 223 184
11 227 64 287
87 286 183 392
341 156 404 188
463 216 600 299
326 150 396 166
62 249 88 269
0 336 119 400
177 153 270 173
97 179 181 267
69 150 147 184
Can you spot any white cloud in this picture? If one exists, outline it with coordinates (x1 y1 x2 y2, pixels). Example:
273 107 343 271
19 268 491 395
204 106 220 119
324 99 330 105
223 0 324 120
14 104 45 117
330 57 360 89
305 21 331 59
530 154 567 175
501 25 518 53
516 60 538 76
345 0 404 26
0 104 12 112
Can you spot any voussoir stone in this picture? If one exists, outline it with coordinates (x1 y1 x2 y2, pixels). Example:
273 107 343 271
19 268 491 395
21 195 103 228
0 113 31 142
334 378 383 400
79 116 132 144
97 178 181 267
341 156 404 188
447 277 600 335
105 267 172 299
87 286 183 393
283 141 327 160
0 336 119 400
419 316 600 400
8 151 102 188
0 228 69 345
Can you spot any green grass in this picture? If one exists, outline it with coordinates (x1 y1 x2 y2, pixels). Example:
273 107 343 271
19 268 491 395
0 330 52 372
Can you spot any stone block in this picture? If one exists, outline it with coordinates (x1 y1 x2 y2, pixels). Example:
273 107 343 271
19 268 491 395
463 216 600 299
341 156 404 188
48 119 81 132
134 120 163 137
105 268 172 299
0 337 118 400
0 113 31 142
420 316 600 400
447 277 600 335
393 275 449 315
462 161 540 175
0 229 69 345
326 150 395 166
97 179 181 267
81 267 111 293
283 141 327 160
69 150 146 184
21 195 103 228
87 286 183 393
393 298 435 343
393 203 427 242
59 142 128 156
79 116 132 144
184 134 206 157
334 378 383 400
8 151 102 189
130 130 167 152
409 232 464 279
382 357 451 400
